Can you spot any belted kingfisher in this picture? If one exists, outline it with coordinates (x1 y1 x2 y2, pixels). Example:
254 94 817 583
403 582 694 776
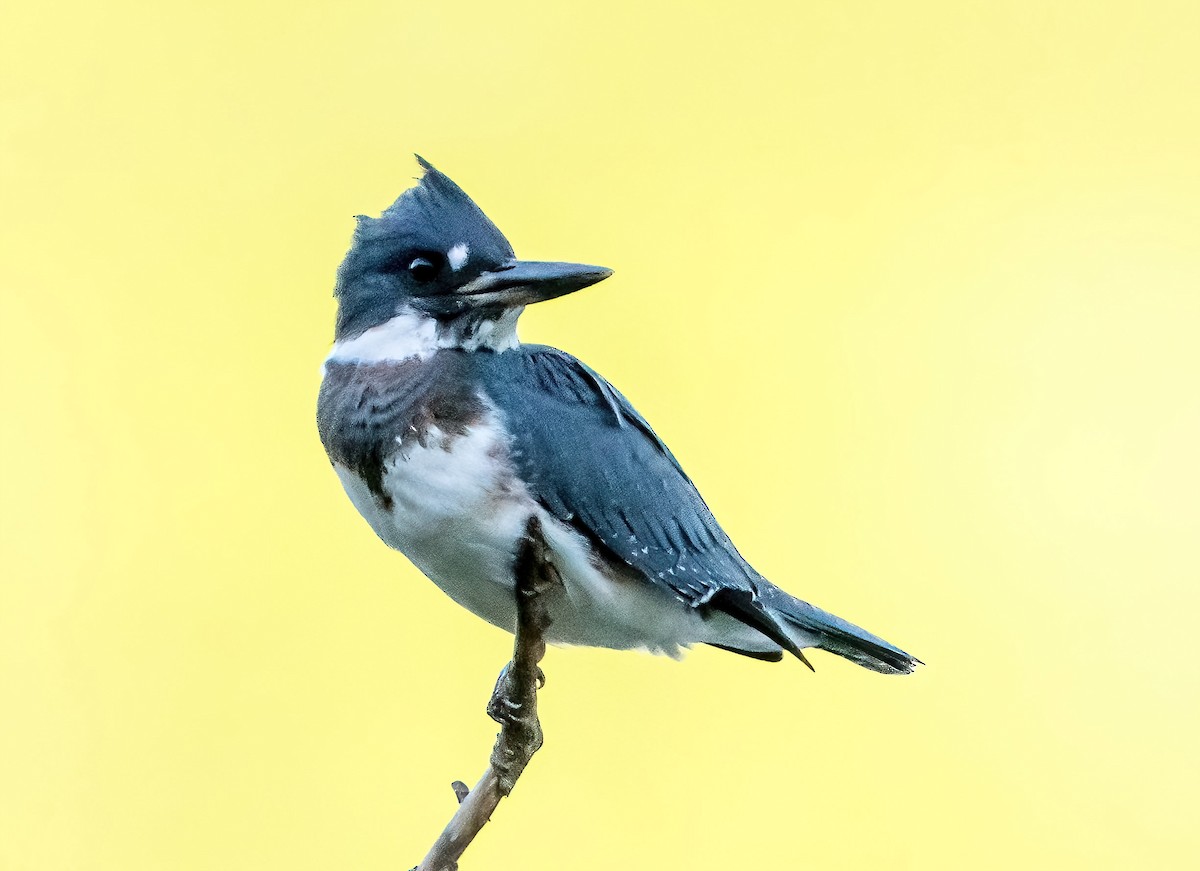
317 157 919 675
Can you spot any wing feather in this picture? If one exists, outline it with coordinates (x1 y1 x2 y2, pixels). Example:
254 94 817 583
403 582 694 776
471 345 759 607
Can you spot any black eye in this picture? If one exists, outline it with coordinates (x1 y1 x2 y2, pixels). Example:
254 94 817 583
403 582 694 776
408 254 442 282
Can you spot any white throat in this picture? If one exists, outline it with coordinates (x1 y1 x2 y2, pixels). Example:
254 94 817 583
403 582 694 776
327 307 524 365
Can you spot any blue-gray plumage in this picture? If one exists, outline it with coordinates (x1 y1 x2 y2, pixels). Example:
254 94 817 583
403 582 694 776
318 157 919 675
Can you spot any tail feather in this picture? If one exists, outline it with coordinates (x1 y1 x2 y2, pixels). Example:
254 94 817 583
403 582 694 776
763 587 921 675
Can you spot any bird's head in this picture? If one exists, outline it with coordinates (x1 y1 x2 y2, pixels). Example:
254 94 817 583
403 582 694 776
332 156 612 341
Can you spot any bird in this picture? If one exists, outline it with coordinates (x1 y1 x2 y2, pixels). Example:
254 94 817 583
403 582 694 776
317 156 919 675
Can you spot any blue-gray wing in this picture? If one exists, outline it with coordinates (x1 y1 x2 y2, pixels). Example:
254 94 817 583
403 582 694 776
471 344 760 607
470 345 923 674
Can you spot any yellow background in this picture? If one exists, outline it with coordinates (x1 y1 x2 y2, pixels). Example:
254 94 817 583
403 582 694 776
3 2 1199 869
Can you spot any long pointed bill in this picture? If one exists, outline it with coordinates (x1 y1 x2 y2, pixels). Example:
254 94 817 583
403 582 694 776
454 259 613 308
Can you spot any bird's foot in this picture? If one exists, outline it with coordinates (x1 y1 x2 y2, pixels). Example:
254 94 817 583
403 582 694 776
486 660 544 795
486 662 515 722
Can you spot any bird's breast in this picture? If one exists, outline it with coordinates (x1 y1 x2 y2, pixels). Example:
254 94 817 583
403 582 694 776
318 354 490 505
319 354 535 626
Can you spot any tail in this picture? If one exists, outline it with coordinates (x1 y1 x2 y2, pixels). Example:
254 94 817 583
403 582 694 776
762 587 922 675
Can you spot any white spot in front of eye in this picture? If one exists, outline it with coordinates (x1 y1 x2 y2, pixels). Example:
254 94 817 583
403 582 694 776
447 243 470 271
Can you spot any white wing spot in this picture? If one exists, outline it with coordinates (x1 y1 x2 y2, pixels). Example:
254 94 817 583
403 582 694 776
447 243 470 271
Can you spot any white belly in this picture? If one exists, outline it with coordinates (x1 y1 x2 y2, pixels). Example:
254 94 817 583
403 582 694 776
333 413 777 657
334 415 532 634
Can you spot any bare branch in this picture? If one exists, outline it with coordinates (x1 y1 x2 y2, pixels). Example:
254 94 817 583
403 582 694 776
415 516 559 871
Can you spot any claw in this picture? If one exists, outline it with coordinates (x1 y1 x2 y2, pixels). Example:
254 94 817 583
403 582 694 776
491 661 514 696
